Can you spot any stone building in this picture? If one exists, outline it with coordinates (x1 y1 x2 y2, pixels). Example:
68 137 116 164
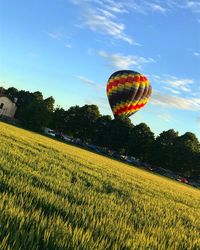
0 95 17 118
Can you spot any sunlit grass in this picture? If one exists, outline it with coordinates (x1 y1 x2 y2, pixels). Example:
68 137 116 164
0 121 200 250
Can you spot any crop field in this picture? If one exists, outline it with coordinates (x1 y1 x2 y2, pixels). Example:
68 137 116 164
0 122 200 250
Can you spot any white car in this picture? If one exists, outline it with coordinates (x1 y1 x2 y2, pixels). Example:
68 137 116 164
43 127 56 137
63 136 71 142
47 130 56 137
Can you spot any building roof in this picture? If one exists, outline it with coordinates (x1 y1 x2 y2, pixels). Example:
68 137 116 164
0 95 16 104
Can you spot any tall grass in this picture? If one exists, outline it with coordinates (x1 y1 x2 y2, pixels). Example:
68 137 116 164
0 121 200 250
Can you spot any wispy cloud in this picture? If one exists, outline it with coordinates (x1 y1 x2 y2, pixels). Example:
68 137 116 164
121 1 169 14
151 90 200 111
76 75 97 86
158 113 173 122
70 0 200 45
164 76 194 93
152 0 200 14
153 74 194 93
65 44 72 48
98 50 155 69
97 8 116 19
70 0 136 44
125 0 200 14
147 3 167 13
47 31 72 48
75 75 104 89
163 87 181 95
83 9 133 44
101 0 128 14
184 0 200 13
47 32 63 40
193 52 200 57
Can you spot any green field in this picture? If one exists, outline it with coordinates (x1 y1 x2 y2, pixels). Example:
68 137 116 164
0 122 200 250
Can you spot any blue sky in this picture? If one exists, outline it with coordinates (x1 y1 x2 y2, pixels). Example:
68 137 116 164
0 0 200 139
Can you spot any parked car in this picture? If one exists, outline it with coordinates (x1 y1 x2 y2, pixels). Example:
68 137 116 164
177 177 189 184
126 157 141 166
43 127 56 137
112 152 121 159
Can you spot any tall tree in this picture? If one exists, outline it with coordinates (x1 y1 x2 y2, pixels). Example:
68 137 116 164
127 123 155 162
64 105 101 142
0 86 5 94
174 132 200 175
93 115 112 147
106 117 133 153
50 107 66 132
151 129 179 169
44 97 55 113
44 96 55 126
16 91 54 131
33 91 43 101
5 87 18 101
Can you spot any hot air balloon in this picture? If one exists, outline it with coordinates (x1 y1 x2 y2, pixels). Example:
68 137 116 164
106 70 152 118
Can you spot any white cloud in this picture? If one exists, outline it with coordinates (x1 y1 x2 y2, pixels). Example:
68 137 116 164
103 0 128 14
72 0 200 15
98 50 155 69
153 74 194 93
47 32 63 40
151 90 200 111
163 0 200 13
65 43 72 48
147 3 167 13
75 75 105 89
152 74 162 80
76 75 97 86
97 8 116 18
193 52 200 57
122 2 145 14
47 31 72 48
70 0 200 45
164 77 194 92
157 0 200 13
125 1 170 14
163 87 181 94
83 9 133 44
158 113 173 122
70 0 136 44
184 0 200 13
126 0 200 14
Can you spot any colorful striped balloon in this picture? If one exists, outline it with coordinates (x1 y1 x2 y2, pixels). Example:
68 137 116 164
106 70 152 118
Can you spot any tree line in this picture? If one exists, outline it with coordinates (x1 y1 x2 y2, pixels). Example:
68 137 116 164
1 86 200 177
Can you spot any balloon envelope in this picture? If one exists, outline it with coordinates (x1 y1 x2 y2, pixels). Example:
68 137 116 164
106 70 152 118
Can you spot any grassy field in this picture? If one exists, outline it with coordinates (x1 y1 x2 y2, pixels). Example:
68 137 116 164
0 122 200 250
